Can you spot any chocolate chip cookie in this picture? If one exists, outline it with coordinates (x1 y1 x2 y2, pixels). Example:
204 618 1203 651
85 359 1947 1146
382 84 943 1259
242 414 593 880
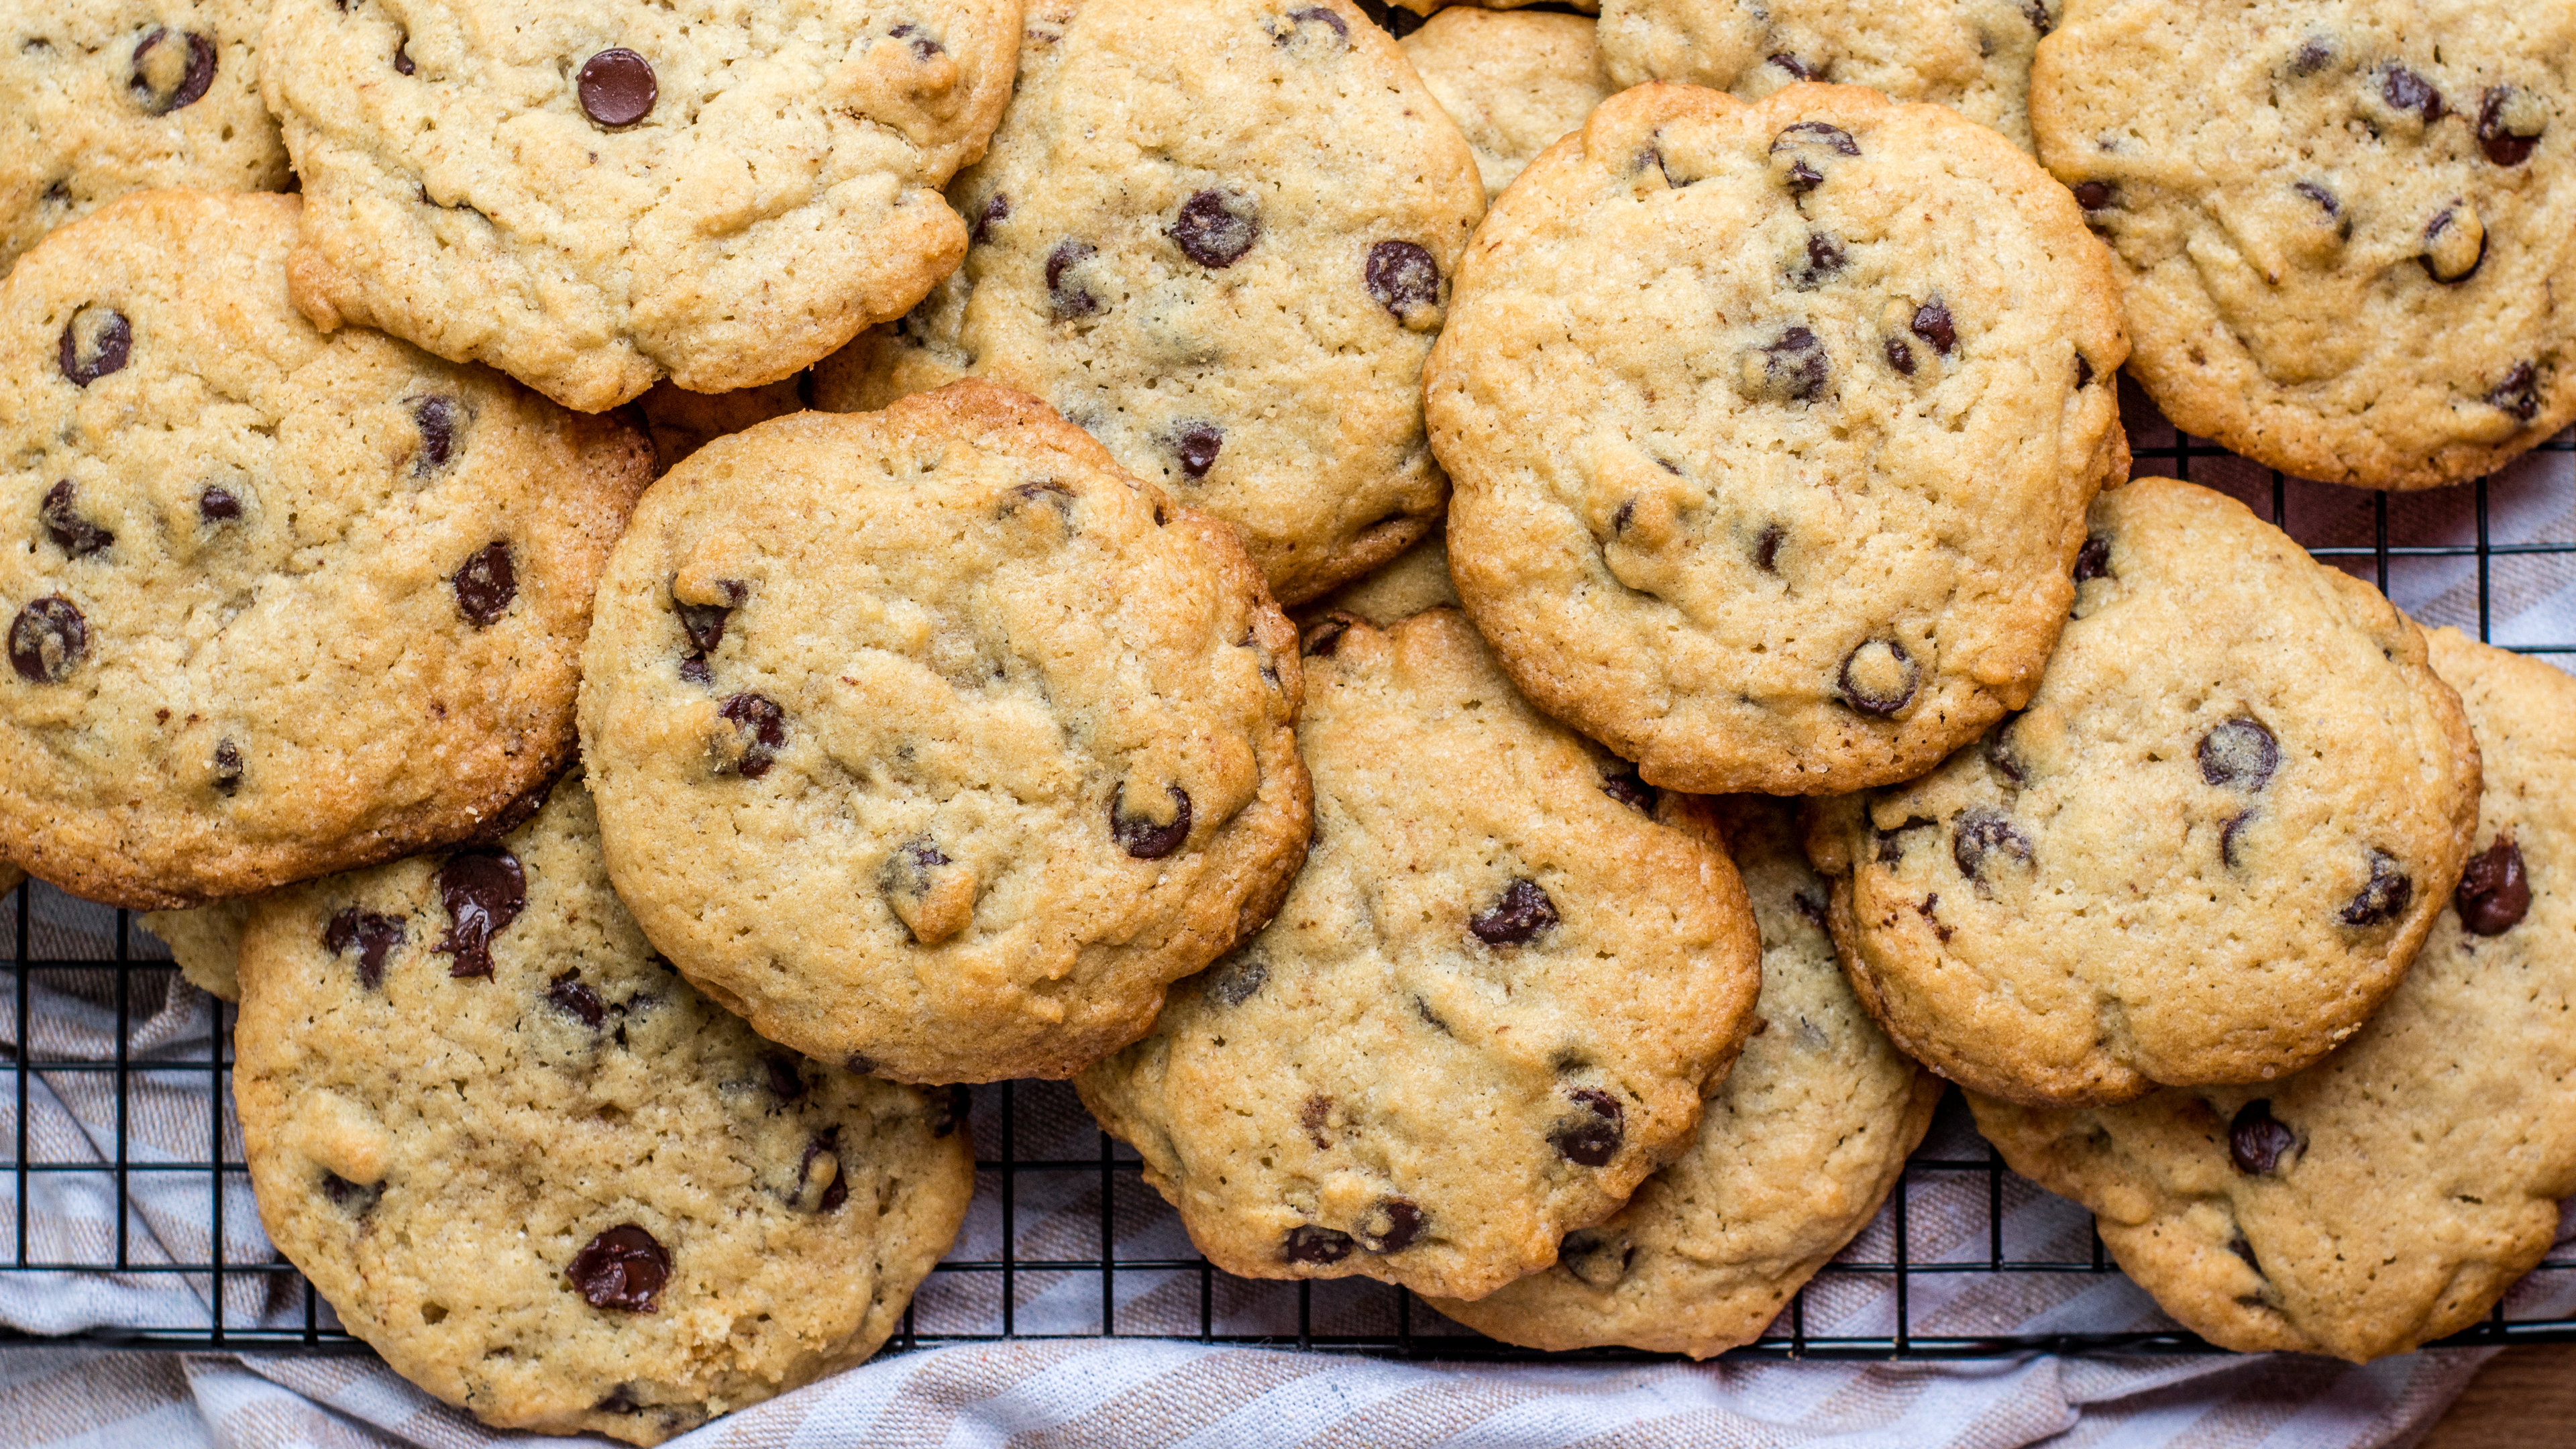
1075 608 1762 1301
0 191 651 909
2033 0 2576 487
1428 795 1941 1353
1808 478 2481 1106
1973 628 2576 1361
261 0 1022 412
0 0 290 273
236 775 973 1444
1427 82 2129 796
810 0 1485 604
143 898 252 1000
580 382 1311 1083
1399 8 1612 201
1600 0 2060 151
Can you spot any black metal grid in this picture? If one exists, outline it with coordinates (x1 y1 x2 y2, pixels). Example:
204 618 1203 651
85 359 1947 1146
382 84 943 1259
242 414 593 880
1 405 2572 1362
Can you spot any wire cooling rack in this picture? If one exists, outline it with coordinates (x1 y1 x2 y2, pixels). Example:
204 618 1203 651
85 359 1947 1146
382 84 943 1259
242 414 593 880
1 385 2572 1361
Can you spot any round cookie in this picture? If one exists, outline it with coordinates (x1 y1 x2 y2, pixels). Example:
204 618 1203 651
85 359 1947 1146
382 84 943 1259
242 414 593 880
1807 478 2481 1106
0 191 653 909
2032 0 2576 488
579 382 1311 1084
810 0 1485 605
236 775 973 1444
1428 795 1941 1354
142 897 252 1000
260 0 1023 413
1599 0 2060 151
1399 9 1613 201
1973 629 2576 1362
1426 82 2129 796
1075 608 1762 1301
0 0 290 274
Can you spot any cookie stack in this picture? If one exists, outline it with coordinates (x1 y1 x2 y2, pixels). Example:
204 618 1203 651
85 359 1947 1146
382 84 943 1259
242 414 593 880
1 0 2567 1434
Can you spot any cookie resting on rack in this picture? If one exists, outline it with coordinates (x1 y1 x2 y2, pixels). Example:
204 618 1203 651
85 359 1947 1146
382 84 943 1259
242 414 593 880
1974 629 2576 1361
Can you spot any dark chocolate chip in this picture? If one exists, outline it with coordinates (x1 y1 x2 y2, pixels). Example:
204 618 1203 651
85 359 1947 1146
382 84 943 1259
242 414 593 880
1792 889 1829 929
678 655 712 685
1884 336 1917 376
1598 761 1656 814
40 480 111 557
411 396 459 475
1300 1093 1332 1148
1772 121 1859 158
1754 523 1786 573
2419 205 2487 284
719 692 788 777
2293 180 2339 217
2339 849 2413 926
1558 1228 1632 1287
1911 300 1957 355
1470 877 1557 945
2071 180 2114 212
2220 811 2254 870
549 971 606 1027
1951 807 2033 879
765 1053 806 1102
2023 0 2053 35
451 540 515 627
2227 1100 2298 1177
2455 835 2530 935
1281 6 1348 44
1171 190 1259 268
2288 38 2332 76
2196 717 2279 791
324 907 405 989
1203 955 1267 1006
321 1171 381 1214
1283 1224 1354 1265
434 850 525 978
2478 87 2544 167
2076 354 2096 388
2074 533 2112 583
673 582 741 654
9 596 88 683
212 738 243 795
1755 325 1829 402
931 1083 971 1138
1791 231 1846 288
568 1224 669 1311
1299 612 1354 657
1357 1198 1424 1254
1874 816 1937 866
888 21 943 61
2379 64 2444 122
2487 362 2542 423
394 37 413 74
129 30 216 115
1768 52 1814 80
199 485 241 523
972 192 1010 243
1837 637 1919 716
1109 782 1192 859
1364 239 1441 320
1984 719 2026 784
1173 422 1222 480
58 308 130 386
1046 239 1101 319
1550 1088 1623 1167
577 48 657 127
1782 158 1823 195
800 1128 849 1212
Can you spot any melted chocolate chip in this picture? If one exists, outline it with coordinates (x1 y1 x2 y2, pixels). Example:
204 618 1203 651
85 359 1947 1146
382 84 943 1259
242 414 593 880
324 907 405 989
1281 6 1348 44
1754 325 1829 402
973 192 1010 243
1755 523 1786 572
411 396 459 475
1768 52 1815 80
212 738 243 795
549 971 606 1027
889 22 943 61
198 485 241 523
1109 782 1192 859
678 655 712 685
1772 121 1860 158
2340 849 2413 927
2478 87 2544 166
802 1128 849 1212
9 596 88 683
1470 877 1557 945
1911 300 1957 354
1364 240 1441 321
58 308 130 386
2023 0 2053 34
434 850 525 978
129 30 215 115
40 480 111 557
673 583 741 655
1837 637 1919 716
1550 1088 1623 1167
2455 835 2530 935
1884 336 1917 376
719 692 787 777
2379 64 2444 122
577 48 657 127
2221 811 2254 870
1558 1228 1632 1288
1598 761 1656 814
2072 180 2114 212
2487 362 2542 423
1985 720 2027 784
2420 205 2487 284
1791 231 1846 288
2288 38 2332 76
2197 717 2279 791
1358 1198 1424 1254
321 1171 381 1214
1203 955 1267 1007
1173 423 1222 480
568 1224 669 1311
452 541 516 627
1299 612 1354 657
1046 239 1101 319
2293 180 2339 217
2074 533 2112 583
1782 158 1823 194
765 1053 806 1102
1283 1224 1354 1265
1951 807 2033 879
1171 191 1259 268
2227 1100 2298 1177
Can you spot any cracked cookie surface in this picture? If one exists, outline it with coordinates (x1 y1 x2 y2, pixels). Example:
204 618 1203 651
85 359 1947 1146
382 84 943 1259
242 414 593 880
1076 608 1760 1301
1972 629 2576 1361
1808 478 2481 1106
1427 82 2127 796
579 381 1311 1083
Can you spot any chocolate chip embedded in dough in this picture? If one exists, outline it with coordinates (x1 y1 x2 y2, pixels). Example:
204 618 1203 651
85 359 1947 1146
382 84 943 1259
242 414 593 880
2339 849 2413 927
1558 1227 1633 1287
1950 807 2033 881
1837 637 1918 716
2486 362 2542 423
2478 86 2546 166
2420 202 2486 284
576 48 657 127
451 541 516 627
1172 423 1223 480
198 485 243 523
2378 64 2445 123
40 480 112 557
58 307 130 386
1364 240 1442 326
9 596 88 683
129 29 215 115
1469 877 1556 945
1108 782 1192 859
434 850 525 978
2227 1100 2298 1177
2455 835 2530 936
1356 1198 1424 1253
717 692 788 777
568 1224 670 1311
1046 240 1102 320
1741 325 1828 404
1549 1088 1623 1167
1282 1224 1354 1265
1597 761 1656 814
323 908 405 989
2196 717 2279 791
1203 955 1267 1007
212 739 244 795
549 971 606 1027
1171 191 1259 269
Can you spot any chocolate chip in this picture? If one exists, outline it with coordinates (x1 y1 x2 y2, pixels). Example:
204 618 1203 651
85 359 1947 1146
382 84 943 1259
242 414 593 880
394 36 413 74
2379 64 2444 122
2227 1100 2298 1177
410 396 459 476
1300 1093 1332 1148
1911 301 1957 355
2293 180 2339 217
577 49 657 127
568 1224 669 1311
1364 240 1441 321
1749 325 1829 403
434 850 524 979
719 692 788 777
1837 637 1919 716
1558 1228 1632 1287
2074 533 2112 583
1357 1198 1424 1254
678 655 712 685
324 907 405 989
57 307 130 386
321 1171 381 1214
2076 355 2096 388
1299 612 1354 657
1280 6 1348 44
1203 955 1267 1006
2288 37 2332 76
2487 362 2542 423
2228 1232 2264 1275
2339 849 2412 927
2071 180 2114 212
2220 811 2254 870
2197 717 2278 791
888 21 943 61
212 738 243 795
765 1053 806 1102
1755 524 1786 573
1791 232 1846 289
40 480 111 557
1598 761 1656 814
198 485 241 523
1884 337 1917 376
1874 816 1936 866
1769 53 1815 80
9 596 87 684
1550 1088 1623 1167
1782 158 1823 194
129 30 215 115
1173 423 1222 480
1171 191 1259 268
1792 889 1829 929
1470 877 1556 945
1046 239 1101 319
1951 807 2033 880
800 1128 849 1212
2479 87 2545 166
930 1083 971 1138
673 583 740 655
1109 782 1192 859
2023 0 2053 34
1283 1224 1354 1265
1984 720 2026 784
2455 835 2530 935
1772 121 1859 158
449 541 515 627
549 971 605 1027
972 192 1010 243
2420 203 2486 284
